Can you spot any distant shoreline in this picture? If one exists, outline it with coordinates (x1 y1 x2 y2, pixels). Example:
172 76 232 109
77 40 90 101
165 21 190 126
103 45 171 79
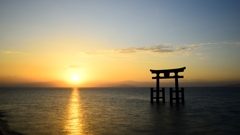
0 86 240 89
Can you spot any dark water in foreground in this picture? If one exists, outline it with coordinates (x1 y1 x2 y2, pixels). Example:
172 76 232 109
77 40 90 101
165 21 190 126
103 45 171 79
0 87 240 135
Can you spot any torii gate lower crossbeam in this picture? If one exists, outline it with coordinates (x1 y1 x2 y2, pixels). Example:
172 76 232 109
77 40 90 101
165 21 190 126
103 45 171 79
150 67 186 103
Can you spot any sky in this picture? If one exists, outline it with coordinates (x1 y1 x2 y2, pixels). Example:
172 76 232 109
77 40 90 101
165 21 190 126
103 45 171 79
0 0 240 87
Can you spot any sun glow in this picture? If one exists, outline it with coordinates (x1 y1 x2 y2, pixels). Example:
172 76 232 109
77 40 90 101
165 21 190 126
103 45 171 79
71 75 80 83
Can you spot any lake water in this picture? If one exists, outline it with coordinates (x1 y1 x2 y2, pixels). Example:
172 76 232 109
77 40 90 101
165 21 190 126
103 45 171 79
0 87 240 135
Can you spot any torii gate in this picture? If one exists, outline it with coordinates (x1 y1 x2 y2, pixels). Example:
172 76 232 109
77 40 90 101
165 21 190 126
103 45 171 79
150 67 186 103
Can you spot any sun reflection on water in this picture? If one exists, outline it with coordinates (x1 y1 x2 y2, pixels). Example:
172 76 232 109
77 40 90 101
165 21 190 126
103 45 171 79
64 88 84 135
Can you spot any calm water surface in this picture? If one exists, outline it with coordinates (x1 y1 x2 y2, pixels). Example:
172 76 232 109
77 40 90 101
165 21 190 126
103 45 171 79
0 87 240 135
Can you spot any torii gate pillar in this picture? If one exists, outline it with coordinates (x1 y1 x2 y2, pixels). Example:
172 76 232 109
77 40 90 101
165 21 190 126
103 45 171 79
150 67 186 103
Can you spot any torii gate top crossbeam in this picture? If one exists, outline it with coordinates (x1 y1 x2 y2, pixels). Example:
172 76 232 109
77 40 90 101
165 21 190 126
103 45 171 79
150 67 186 79
150 67 186 74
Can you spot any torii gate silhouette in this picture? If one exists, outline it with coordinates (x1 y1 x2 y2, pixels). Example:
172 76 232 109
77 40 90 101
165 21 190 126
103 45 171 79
150 67 186 103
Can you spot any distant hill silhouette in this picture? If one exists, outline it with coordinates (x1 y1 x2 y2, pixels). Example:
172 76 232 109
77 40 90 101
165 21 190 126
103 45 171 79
116 84 136 87
222 83 240 87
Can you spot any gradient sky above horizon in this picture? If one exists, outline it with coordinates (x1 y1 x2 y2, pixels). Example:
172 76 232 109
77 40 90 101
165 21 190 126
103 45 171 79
0 0 240 86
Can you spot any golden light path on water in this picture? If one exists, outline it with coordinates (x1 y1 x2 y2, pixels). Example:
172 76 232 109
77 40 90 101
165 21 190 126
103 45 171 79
64 88 85 135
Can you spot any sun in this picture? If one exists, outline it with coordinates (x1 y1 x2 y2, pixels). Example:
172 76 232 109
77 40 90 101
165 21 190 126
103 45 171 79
71 75 80 83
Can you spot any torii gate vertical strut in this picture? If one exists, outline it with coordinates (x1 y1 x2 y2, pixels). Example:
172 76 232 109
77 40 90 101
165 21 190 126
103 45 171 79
150 67 186 103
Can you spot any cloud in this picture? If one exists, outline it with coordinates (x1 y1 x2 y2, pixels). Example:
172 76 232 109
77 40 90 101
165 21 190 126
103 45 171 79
78 50 112 57
196 41 240 47
77 41 239 57
115 45 173 54
79 52 99 56
64 65 84 70
77 44 203 57
234 42 240 46
1 50 22 54
115 44 202 54
68 65 82 69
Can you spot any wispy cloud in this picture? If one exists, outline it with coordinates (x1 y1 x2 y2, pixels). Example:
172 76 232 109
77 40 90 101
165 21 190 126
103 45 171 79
115 44 202 54
115 45 174 54
194 41 240 47
1 50 22 54
234 42 240 46
77 41 240 57
64 65 84 70
78 50 113 57
77 44 203 57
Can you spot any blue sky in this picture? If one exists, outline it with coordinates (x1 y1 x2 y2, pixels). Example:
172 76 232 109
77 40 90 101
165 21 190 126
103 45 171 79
1 0 240 47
